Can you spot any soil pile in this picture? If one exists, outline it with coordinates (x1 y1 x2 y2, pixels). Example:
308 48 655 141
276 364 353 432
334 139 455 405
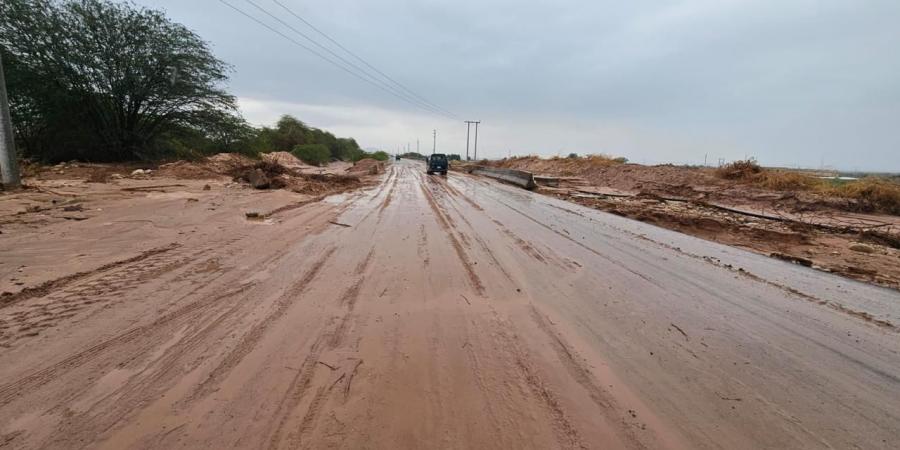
261 151 314 170
347 158 384 175
157 153 255 180
230 160 362 195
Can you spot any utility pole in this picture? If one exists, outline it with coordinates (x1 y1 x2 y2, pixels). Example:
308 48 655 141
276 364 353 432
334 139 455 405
416 139 419 154
432 129 436 154
464 121 477 161
0 51 21 188
473 121 480 161
465 121 481 161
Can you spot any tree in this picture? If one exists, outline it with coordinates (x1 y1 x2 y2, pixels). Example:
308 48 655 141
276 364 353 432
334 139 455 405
292 144 330 166
269 115 308 151
370 151 389 161
0 0 236 161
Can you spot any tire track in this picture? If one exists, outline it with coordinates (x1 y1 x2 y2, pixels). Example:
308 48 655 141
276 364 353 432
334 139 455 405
0 282 255 406
188 246 337 401
0 244 180 309
268 246 373 449
417 176 485 295
528 304 649 450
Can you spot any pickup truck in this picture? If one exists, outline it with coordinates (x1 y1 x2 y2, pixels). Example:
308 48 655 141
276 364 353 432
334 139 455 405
426 153 449 175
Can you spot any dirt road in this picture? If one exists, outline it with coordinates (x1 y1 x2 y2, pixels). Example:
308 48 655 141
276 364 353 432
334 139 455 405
2 161 899 449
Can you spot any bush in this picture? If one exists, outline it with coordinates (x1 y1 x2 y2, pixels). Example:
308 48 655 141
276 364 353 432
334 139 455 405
292 144 330 166
370 151 390 161
567 153 578 159
829 177 900 215
716 159 762 180
757 170 822 190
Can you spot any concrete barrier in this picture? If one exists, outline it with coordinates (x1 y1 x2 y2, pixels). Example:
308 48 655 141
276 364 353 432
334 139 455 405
471 166 537 190
533 176 560 187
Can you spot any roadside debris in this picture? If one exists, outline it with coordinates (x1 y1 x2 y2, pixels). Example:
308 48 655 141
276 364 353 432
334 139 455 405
477 156 900 290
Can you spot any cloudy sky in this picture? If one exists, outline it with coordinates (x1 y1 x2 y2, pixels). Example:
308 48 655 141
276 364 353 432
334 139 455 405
140 0 900 171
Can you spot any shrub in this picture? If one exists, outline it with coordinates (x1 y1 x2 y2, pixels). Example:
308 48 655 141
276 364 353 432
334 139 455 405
370 151 390 161
292 144 330 166
828 177 900 215
716 159 762 180
757 170 822 190
567 153 579 159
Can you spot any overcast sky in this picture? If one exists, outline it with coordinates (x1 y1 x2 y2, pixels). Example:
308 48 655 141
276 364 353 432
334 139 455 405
139 0 900 171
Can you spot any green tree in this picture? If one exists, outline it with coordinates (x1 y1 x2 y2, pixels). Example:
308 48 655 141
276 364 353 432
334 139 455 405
270 115 309 151
370 151 389 161
0 0 235 161
292 144 330 166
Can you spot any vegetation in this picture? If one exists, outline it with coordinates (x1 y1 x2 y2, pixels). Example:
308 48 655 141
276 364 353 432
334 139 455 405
291 144 331 166
369 151 390 161
829 177 900 215
717 160 900 214
0 0 365 163
715 159 761 179
400 152 426 160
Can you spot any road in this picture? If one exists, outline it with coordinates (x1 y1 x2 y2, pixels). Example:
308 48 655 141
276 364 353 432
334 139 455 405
1 160 899 449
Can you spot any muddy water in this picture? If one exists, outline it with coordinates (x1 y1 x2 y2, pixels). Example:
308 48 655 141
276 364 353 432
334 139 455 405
1 161 898 449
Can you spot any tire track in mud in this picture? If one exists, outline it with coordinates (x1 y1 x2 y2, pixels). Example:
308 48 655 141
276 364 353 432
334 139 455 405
626 230 898 331
417 223 430 267
528 304 650 450
491 218 548 264
0 237 250 348
377 168 399 217
428 177 517 284
0 244 180 309
484 309 587 449
489 195 663 288
418 175 486 295
267 245 374 450
189 246 338 401
0 282 256 407
40 281 266 449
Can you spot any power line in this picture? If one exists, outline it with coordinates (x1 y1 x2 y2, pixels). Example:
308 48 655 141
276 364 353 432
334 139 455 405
241 0 448 118
218 0 453 119
271 0 458 119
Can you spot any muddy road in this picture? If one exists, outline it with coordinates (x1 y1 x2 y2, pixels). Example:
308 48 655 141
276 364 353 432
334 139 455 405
1 161 899 449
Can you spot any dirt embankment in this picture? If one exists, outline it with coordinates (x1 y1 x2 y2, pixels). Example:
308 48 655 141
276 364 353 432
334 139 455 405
484 156 900 290
0 153 377 238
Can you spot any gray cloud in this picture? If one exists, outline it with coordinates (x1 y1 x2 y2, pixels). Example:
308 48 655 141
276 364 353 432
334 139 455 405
141 0 900 170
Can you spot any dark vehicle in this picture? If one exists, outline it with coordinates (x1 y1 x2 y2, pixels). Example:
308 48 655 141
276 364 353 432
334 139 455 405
426 153 449 175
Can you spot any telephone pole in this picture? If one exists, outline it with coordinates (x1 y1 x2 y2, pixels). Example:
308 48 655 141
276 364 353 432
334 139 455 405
432 129 436 154
0 52 20 188
465 121 480 161
473 121 480 161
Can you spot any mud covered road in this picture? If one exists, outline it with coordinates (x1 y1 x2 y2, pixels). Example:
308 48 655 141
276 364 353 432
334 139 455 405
1 161 899 449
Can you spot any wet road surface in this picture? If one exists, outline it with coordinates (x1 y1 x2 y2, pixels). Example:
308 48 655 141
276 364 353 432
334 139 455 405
1 161 899 449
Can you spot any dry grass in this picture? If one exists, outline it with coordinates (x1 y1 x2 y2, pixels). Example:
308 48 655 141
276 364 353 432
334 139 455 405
827 177 900 215
756 170 824 190
715 159 763 180
717 160 900 215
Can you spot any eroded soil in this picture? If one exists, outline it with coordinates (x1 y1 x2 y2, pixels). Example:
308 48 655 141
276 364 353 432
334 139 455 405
1 161 898 449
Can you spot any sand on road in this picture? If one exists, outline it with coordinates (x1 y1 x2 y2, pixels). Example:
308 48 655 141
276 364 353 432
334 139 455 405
1 161 899 449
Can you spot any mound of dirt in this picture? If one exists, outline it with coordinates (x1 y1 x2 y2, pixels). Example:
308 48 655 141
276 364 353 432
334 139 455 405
231 161 292 189
347 158 384 175
261 151 314 170
228 159 362 195
157 153 256 180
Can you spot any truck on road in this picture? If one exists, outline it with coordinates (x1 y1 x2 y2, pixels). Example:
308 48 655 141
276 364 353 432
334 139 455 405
426 153 449 175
